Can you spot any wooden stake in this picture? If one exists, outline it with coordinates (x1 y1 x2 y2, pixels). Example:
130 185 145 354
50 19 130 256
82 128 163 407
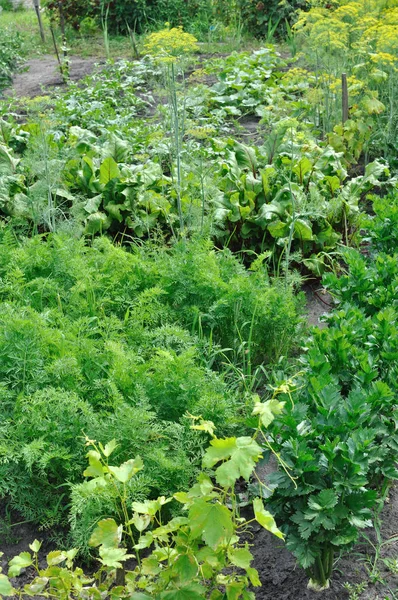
32 0 46 43
342 72 349 123
50 24 61 68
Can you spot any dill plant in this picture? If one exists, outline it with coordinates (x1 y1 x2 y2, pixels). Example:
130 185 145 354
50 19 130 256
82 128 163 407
294 0 398 162
143 26 199 234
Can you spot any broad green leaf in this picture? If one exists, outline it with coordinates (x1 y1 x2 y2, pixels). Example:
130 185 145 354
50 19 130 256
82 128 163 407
362 95 385 115
98 546 132 568
294 219 313 241
46 551 68 566
160 584 206 599
203 437 262 487
0 574 13 597
268 220 288 239
85 211 109 234
234 142 258 173
252 398 285 427
99 157 121 185
23 577 48 595
189 473 215 498
29 540 41 553
8 552 33 577
134 532 154 550
100 439 118 458
190 420 216 436
247 567 261 587
108 457 144 483
83 450 104 478
324 175 341 194
173 554 198 582
141 556 162 576
104 135 129 163
0 144 20 171
253 498 284 539
226 581 244 600
292 157 312 182
210 591 224 600
174 492 191 505
89 519 122 548
228 546 252 569
152 517 189 537
83 194 102 215
189 499 233 549
132 496 172 516
130 513 151 532
55 188 75 201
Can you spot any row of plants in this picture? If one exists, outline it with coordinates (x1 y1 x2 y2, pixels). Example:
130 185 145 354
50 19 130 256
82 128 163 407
0 405 286 600
0 37 395 276
259 193 398 590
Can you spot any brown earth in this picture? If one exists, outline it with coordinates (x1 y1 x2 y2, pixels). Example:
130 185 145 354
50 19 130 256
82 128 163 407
4 55 104 98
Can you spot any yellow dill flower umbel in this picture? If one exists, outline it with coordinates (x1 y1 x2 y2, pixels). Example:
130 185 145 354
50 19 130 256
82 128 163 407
143 27 199 61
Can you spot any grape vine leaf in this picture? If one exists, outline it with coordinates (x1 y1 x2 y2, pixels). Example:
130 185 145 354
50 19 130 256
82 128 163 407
173 554 198 582
253 498 284 539
160 585 206 600
8 552 33 577
0 574 13 597
83 450 104 478
202 437 262 487
228 546 253 569
252 398 285 427
189 498 233 549
89 518 122 548
98 547 133 568
108 457 144 483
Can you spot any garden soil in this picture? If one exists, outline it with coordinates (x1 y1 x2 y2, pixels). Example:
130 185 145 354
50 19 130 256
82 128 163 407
5 55 103 98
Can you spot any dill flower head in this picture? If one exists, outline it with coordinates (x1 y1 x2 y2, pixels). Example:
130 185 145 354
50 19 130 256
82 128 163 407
143 26 199 62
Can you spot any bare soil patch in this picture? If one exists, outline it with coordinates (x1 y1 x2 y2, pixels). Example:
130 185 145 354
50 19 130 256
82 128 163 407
304 284 334 329
4 55 103 98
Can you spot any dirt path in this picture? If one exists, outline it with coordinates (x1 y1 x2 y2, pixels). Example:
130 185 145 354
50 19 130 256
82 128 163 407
5 55 104 98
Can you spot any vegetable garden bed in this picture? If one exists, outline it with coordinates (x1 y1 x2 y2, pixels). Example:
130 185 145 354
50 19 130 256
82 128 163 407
1 3 398 599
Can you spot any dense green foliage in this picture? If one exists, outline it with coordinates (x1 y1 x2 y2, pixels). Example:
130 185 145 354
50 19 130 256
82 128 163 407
1 409 285 600
257 194 398 587
1 1 398 596
0 49 393 275
0 229 300 550
42 0 306 36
